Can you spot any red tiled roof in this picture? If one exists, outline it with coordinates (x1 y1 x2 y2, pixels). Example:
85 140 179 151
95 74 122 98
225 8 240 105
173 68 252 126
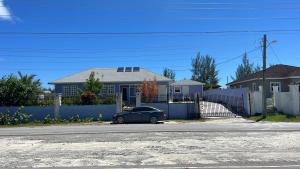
227 64 300 85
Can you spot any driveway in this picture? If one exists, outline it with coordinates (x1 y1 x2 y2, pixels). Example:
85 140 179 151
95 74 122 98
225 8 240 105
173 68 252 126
1 121 300 169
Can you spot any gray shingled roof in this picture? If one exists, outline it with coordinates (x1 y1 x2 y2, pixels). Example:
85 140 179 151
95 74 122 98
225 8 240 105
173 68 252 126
170 80 204 86
49 68 172 84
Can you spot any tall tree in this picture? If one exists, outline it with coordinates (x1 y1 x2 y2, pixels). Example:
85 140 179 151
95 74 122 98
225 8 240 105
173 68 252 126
163 68 176 80
0 72 41 106
83 71 102 95
233 53 261 81
191 53 219 90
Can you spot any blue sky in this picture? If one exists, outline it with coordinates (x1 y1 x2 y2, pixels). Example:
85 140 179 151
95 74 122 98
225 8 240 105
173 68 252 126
1 0 300 88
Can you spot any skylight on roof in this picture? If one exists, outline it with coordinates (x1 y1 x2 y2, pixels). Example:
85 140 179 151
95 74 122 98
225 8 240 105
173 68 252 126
117 67 124 72
133 67 140 72
125 67 132 72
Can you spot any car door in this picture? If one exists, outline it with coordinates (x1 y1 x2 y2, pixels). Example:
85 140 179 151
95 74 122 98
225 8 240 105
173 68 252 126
138 107 153 122
129 107 144 122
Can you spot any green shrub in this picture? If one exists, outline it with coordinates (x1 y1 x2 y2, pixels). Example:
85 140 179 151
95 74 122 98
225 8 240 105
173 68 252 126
0 107 31 125
101 96 115 104
43 114 53 124
62 97 81 105
37 99 54 106
11 111 32 125
97 113 103 122
83 117 93 123
0 113 12 125
69 115 81 123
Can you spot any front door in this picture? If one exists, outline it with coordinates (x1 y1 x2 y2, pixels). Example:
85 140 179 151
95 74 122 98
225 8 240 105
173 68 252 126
122 87 128 101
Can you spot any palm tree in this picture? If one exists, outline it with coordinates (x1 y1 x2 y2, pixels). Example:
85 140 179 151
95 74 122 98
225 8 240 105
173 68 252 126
17 71 42 104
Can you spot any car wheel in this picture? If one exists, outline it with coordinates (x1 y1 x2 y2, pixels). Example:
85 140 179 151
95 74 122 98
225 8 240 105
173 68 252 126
117 116 124 124
150 117 158 124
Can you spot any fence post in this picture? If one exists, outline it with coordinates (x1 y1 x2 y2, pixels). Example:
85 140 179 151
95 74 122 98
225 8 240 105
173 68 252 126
136 92 141 107
54 93 61 119
289 85 299 116
116 93 123 113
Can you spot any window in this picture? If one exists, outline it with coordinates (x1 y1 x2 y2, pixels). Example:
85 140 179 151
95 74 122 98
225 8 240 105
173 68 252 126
270 82 281 92
107 85 114 95
130 86 136 96
101 85 115 95
63 85 78 96
174 86 181 93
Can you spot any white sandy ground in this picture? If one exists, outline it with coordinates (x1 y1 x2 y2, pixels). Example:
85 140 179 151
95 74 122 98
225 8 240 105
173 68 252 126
1 131 300 168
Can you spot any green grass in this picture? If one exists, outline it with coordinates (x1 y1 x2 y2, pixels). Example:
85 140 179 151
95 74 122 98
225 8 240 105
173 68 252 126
249 114 300 122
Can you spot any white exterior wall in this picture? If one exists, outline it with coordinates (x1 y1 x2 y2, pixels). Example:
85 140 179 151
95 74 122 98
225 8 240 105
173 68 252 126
274 85 300 116
251 91 263 115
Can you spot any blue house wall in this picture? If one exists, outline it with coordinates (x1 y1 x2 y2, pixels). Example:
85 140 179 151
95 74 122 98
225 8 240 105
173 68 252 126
172 85 203 101
54 81 170 104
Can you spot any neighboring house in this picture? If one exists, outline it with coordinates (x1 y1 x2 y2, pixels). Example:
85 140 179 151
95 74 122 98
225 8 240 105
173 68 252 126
49 67 173 104
170 80 204 101
227 64 300 97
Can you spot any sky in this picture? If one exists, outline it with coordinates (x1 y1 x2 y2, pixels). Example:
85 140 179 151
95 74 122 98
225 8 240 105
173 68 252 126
1 0 300 88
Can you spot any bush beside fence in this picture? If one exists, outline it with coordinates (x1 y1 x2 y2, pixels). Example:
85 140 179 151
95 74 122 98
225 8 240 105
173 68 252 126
0 104 116 122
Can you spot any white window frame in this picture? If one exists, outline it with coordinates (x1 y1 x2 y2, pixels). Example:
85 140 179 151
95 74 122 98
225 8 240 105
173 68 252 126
101 85 115 95
174 86 181 93
63 85 78 96
270 82 281 93
107 85 115 95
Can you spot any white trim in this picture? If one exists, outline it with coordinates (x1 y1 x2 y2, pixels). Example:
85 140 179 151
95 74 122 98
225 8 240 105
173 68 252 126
174 86 181 93
270 81 281 93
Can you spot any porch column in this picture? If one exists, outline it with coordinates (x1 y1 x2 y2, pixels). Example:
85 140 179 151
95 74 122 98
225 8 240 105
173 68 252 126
136 92 141 107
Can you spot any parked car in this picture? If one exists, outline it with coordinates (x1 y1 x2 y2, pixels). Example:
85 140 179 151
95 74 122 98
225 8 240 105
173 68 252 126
113 106 166 124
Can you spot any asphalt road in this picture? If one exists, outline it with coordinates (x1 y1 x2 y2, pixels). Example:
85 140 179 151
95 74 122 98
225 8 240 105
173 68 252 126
1 120 300 169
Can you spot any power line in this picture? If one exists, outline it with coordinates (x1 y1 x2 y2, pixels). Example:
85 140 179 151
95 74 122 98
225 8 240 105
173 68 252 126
216 47 261 66
0 30 300 36
269 44 282 64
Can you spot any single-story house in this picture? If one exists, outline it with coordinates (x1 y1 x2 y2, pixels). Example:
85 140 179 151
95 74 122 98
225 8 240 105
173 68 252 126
49 67 173 103
170 80 204 101
227 64 300 97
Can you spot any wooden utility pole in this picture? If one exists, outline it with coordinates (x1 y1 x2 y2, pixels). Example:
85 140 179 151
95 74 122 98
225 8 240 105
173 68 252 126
262 34 267 117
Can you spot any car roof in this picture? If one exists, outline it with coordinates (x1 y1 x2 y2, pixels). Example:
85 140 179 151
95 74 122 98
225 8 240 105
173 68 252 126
135 106 159 110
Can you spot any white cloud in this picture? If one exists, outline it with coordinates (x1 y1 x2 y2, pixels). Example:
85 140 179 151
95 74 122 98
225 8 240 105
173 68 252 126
0 0 12 21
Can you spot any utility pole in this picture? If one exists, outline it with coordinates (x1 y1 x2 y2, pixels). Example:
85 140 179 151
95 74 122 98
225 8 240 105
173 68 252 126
262 34 267 118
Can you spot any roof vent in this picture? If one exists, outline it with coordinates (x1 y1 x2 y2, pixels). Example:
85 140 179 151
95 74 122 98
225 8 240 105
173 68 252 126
117 67 124 72
133 67 140 72
125 67 132 72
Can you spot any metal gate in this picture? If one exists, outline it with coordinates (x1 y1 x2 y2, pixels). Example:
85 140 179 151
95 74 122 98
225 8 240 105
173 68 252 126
200 94 246 118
